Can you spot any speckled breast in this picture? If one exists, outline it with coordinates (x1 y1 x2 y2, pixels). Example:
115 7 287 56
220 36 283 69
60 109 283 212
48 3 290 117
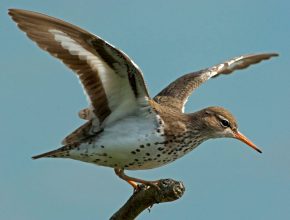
69 127 204 170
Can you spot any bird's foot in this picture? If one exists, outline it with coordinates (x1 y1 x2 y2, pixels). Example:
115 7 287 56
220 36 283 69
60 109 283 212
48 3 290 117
114 168 160 192
133 181 161 193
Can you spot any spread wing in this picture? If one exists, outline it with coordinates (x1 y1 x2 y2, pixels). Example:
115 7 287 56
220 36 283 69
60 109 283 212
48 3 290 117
9 9 151 144
154 53 278 112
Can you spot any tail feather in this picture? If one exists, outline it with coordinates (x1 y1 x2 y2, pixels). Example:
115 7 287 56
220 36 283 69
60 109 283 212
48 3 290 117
32 149 62 159
32 145 76 159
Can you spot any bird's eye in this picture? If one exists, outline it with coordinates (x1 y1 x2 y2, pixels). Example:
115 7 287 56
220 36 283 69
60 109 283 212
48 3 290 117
220 119 230 128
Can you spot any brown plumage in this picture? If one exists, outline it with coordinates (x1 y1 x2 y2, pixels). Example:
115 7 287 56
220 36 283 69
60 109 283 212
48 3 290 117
10 9 275 188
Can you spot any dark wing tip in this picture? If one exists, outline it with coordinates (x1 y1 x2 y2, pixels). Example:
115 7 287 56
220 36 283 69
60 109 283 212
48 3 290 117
8 8 18 19
8 9 40 25
9 8 35 14
8 8 28 17
8 8 16 13
268 52 279 57
212 52 279 77
255 52 279 60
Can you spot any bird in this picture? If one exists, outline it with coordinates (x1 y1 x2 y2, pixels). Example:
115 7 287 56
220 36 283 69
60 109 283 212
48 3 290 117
9 9 278 189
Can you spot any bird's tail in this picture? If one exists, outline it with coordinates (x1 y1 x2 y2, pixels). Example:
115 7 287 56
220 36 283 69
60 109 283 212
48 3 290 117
32 145 75 159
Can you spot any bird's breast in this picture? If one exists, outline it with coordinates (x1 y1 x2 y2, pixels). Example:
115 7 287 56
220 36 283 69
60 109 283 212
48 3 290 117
69 115 204 170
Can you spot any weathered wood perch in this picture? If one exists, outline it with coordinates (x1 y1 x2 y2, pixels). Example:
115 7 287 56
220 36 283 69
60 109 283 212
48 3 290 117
110 179 185 220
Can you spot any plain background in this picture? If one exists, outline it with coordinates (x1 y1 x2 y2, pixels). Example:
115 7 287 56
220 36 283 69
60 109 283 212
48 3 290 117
1 0 290 219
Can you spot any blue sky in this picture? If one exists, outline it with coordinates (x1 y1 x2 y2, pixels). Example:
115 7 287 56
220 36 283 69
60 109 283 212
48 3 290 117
1 0 290 219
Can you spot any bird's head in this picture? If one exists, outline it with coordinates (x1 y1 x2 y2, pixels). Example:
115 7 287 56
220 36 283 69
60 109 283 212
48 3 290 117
191 106 262 153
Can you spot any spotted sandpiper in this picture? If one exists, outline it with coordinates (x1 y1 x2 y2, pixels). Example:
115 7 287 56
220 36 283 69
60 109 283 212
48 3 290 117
9 9 278 188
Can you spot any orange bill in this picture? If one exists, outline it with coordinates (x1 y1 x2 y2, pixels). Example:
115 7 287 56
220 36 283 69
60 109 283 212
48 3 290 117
234 131 262 153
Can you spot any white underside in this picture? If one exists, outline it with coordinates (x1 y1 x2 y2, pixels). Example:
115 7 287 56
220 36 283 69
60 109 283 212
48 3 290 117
69 110 170 170
99 116 164 159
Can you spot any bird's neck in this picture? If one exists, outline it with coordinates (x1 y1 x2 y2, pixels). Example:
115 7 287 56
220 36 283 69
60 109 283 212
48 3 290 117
185 110 215 141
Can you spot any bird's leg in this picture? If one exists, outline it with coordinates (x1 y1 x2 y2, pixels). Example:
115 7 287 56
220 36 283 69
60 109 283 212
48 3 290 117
114 168 159 190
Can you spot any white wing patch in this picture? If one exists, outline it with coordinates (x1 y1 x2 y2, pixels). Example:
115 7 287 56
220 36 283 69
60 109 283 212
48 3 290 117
49 29 111 101
49 29 141 126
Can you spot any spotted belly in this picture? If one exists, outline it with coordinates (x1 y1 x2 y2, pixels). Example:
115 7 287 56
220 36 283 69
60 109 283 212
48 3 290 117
60 113 205 170
68 129 203 170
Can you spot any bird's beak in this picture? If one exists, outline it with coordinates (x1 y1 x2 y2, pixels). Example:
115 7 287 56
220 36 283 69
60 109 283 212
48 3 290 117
234 131 262 153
